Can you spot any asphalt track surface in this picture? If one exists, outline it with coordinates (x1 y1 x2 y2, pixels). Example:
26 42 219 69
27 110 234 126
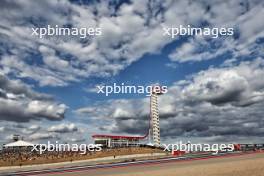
2 151 263 176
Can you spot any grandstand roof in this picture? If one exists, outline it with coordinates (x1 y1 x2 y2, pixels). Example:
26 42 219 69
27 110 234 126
4 140 34 147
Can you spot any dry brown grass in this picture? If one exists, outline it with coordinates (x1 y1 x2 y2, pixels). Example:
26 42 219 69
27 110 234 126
0 147 165 167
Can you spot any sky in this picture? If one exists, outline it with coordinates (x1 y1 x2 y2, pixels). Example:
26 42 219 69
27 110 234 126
0 0 264 146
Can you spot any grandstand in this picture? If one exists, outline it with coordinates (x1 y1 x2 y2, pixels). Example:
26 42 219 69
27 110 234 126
92 134 145 148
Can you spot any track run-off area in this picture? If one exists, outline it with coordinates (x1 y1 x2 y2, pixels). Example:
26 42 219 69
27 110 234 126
1 151 264 176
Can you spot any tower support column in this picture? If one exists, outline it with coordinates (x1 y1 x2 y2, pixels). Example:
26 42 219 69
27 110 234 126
150 93 161 146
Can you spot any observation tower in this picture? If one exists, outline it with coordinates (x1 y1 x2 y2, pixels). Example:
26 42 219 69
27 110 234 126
92 86 164 148
148 86 163 146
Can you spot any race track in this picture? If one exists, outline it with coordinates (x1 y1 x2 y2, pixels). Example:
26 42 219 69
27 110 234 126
2 152 264 176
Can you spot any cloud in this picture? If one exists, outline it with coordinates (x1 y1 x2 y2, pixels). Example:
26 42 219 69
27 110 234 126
0 0 167 86
48 123 78 133
0 75 67 122
67 138 85 143
183 58 264 106
169 1 264 63
0 121 82 144
0 122 42 143
169 36 231 63
0 74 51 100
21 125 41 134
0 55 72 87
3 0 262 86
29 132 59 141
76 59 264 143
0 0 263 145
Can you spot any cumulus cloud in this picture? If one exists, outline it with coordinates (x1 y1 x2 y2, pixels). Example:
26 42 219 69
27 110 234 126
0 122 43 144
67 138 85 143
169 1 264 63
0 75 67 122
29 132 59 141
21 125 41 134
2 0 262 86
0 0 263 145
76 59 264 143
185 58 264 106
0 121 82 144
0 0 168 86
48 123 78 133
0 74 51 100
